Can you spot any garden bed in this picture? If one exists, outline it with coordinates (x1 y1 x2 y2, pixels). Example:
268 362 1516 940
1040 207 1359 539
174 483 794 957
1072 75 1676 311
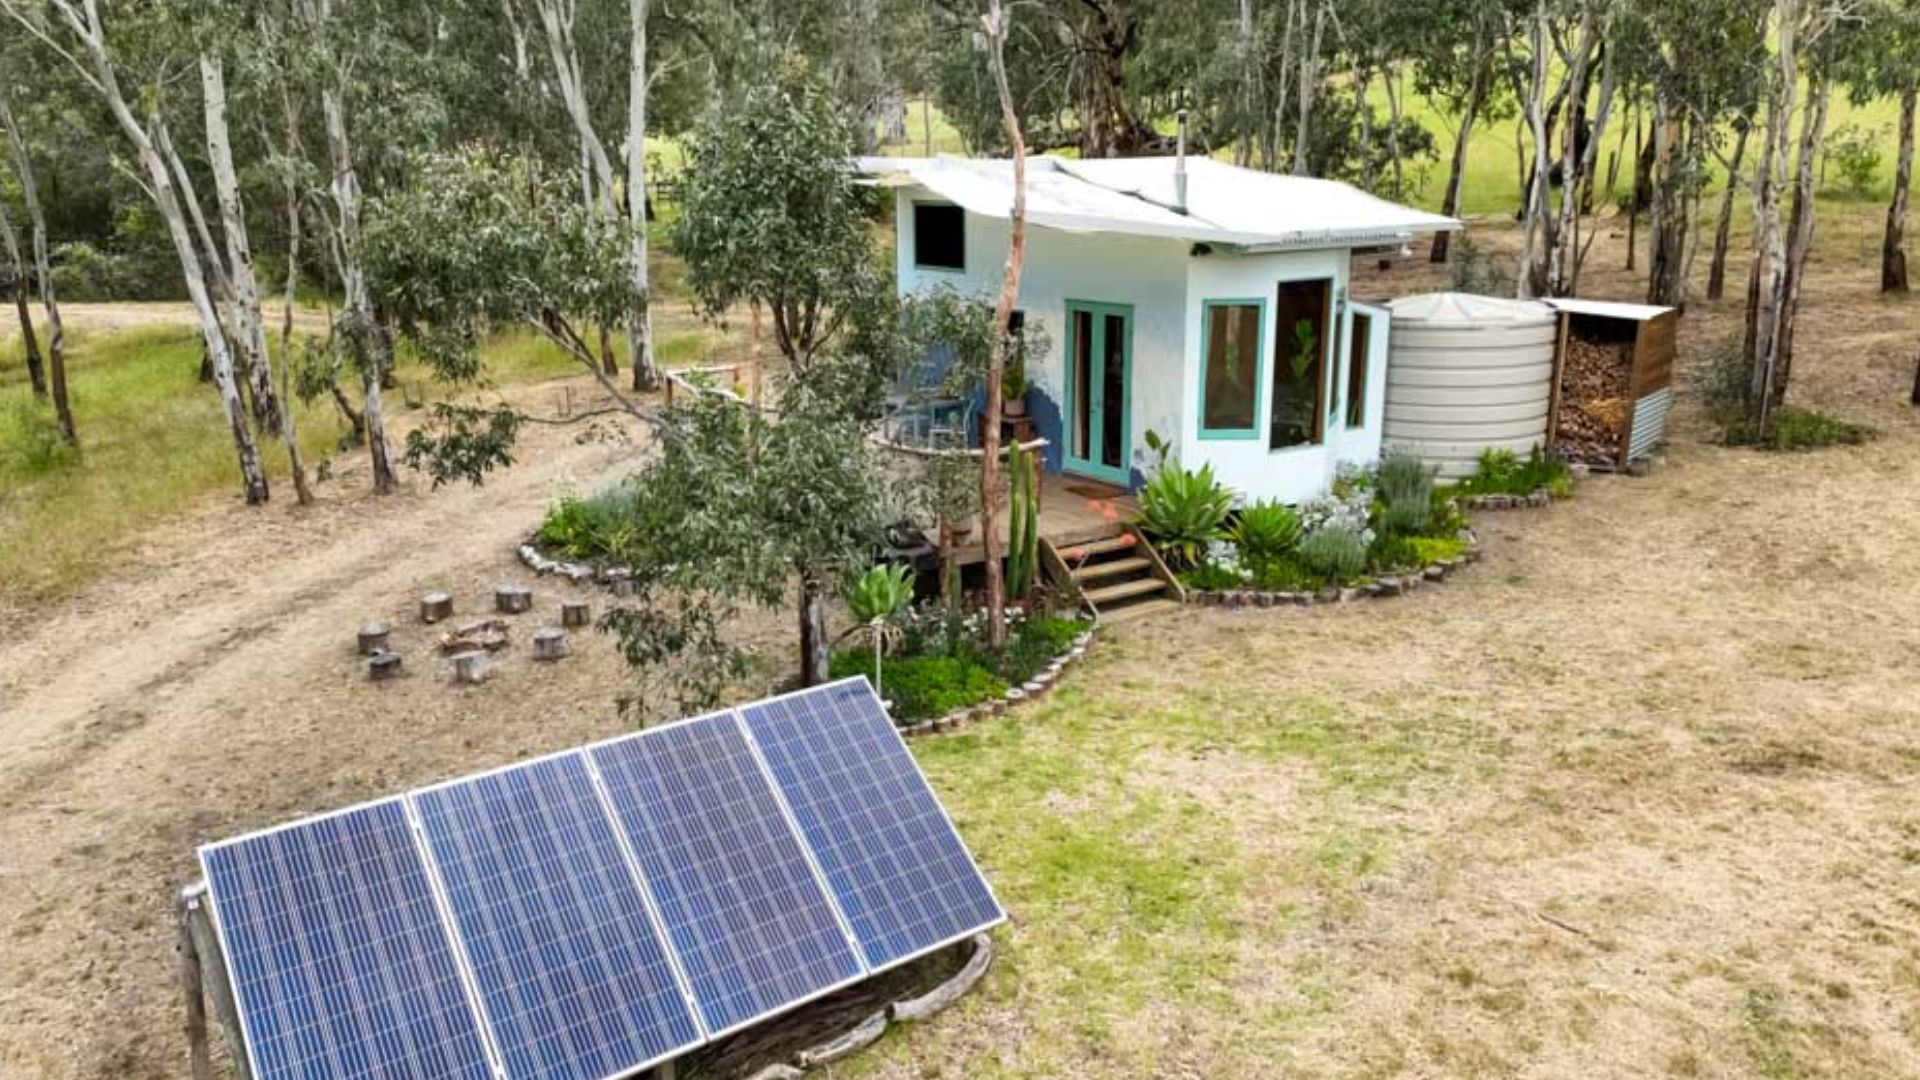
828 606 1095 737
1186 534 1479 608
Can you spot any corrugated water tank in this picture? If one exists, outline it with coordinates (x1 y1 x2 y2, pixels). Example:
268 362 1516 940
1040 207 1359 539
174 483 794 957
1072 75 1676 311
1383 292 1559 478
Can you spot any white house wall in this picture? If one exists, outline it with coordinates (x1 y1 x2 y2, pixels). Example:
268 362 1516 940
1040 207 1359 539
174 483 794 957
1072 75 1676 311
893 185 1188 486
1181 249 1382 505
892 187 1390 503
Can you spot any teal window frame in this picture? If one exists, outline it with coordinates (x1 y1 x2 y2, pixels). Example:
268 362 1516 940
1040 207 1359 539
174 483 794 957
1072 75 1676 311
1062 299 1135 487
1196 298 1267 442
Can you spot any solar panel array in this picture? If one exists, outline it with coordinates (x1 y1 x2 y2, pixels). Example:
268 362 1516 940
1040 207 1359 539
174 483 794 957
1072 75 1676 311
199 679 1003 1080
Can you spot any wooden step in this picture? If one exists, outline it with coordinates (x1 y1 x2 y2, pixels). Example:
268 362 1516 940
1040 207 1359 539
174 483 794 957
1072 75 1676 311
1072 555 1153 583
1058 534 1137 561
1096 597 1184 624
1084 577 1170 607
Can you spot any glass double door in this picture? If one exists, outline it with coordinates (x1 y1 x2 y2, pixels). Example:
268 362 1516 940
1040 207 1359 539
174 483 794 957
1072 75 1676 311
1064 300 1133 486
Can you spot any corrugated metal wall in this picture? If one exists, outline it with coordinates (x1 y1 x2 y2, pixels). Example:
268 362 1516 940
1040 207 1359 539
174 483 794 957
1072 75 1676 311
1628 388 1672 461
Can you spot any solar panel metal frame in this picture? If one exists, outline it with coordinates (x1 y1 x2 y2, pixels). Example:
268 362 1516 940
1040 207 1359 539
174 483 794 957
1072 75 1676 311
197 795 505 1080
196 676 1003 1080
406 747 710 1080
736 677 1007 977
582 710 873 1043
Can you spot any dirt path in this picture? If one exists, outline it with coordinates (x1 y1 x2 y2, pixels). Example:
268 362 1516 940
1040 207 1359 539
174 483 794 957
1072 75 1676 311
0 375 673 1076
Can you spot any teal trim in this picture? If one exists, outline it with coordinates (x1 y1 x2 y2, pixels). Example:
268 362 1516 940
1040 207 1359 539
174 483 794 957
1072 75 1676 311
1062 299 1135 486
1196 298 1267 442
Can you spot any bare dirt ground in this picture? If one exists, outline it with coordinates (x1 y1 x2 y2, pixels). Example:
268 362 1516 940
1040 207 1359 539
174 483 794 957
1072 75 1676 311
3 211 1918 1080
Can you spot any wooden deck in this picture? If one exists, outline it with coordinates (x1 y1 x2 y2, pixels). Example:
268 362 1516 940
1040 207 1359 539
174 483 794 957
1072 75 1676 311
950 473 1136 566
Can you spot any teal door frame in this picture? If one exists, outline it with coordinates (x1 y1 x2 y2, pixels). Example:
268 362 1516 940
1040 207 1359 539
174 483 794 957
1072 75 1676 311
1063 299 1134 486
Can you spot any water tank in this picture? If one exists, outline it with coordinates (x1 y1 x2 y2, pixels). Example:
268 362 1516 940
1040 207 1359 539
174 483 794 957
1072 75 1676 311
1383 292 1559 478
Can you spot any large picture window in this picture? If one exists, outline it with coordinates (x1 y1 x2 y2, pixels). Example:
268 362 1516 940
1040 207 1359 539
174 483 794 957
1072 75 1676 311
1199 300 1264 439
1270 279 1332 450
913 202 965 271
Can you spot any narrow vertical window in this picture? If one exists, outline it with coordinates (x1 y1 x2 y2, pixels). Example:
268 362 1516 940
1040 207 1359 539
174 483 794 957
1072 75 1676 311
1199 301 1263 438
1345 310 1371 429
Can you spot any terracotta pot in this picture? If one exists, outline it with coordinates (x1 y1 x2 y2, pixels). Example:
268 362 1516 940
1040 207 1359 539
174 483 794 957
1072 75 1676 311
1003 394 1029 419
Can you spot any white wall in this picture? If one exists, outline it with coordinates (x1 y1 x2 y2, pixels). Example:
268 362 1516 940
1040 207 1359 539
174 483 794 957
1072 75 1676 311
894 186 1187 485
1181 249 1387 505
890 188 1391 502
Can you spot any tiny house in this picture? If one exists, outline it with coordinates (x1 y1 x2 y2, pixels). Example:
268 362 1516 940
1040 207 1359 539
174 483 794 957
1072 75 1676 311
860 155 1460 504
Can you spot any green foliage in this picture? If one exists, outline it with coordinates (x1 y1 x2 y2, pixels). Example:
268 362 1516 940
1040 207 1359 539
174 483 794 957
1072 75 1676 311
537 486 640 562
900 287 1050 403
829 652 1006 722
1296 523 1370 584
1273 320 1321 447
1454 447 1573 499
846 563 916 624
1725 409 1877 451
1225 500 1303 563
3 398 80 475
671 54 879 373
1824 124 1884 198
1246 554 1323 592
1134 461 1235 568
1369 533 1467 573
1179 562 1247 591
1374 452 1436 536
400 404 520 488
1445 232 1516 297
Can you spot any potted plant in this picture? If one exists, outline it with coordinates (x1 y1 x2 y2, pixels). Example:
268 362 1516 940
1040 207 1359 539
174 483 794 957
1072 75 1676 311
1002 334 1029 418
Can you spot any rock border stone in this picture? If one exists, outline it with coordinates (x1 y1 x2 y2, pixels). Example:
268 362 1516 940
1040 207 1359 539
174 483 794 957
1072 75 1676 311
1183 530 1483 611
1457 489 1557 511
895 626 1096 741
517 541 633 587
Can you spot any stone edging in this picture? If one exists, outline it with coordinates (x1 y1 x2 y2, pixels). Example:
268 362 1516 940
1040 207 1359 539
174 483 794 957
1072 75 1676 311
517 541 632 586
895 627 1096 739
1186 532 1481 610
742 933 995 1080
1457 489 1555 511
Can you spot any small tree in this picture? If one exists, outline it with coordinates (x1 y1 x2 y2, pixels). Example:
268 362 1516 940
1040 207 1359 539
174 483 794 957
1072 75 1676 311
672 54 881 378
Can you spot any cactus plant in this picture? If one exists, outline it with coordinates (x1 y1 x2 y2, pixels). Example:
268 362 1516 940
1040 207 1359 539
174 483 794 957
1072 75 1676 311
1006 441 1041 601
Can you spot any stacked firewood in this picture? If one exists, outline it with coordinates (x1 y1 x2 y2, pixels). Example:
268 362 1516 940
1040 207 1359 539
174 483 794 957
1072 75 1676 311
1556 337 1633 462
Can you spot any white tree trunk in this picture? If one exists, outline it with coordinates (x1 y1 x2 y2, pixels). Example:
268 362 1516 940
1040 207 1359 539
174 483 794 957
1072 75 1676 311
27 0 266 500
0 57 68 439
1749 0 1798 420
627 0 660 391
200 52 285 439
1292 0 1327 176
321 74 397 494
1515 4 1554 300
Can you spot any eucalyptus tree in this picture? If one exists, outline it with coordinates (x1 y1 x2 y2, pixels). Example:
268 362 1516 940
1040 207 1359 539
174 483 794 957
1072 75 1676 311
0 40 65 436
671 56 887 377
1837 0 1920 292
1420 0 1509 263
1 0 269 502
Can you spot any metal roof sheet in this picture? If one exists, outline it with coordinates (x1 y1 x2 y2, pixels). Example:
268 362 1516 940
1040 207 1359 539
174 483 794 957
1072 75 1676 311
858 154 1460 250
1542 297 1675 321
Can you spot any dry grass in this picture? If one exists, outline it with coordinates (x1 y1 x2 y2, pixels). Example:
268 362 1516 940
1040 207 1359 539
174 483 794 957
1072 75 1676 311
1 209 1918 1080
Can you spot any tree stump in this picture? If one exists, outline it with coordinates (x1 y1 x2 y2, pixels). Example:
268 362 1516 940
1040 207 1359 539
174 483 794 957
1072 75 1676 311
357 621 391 656
450 650 492 684
532 627 570 661
367 650 403 681
420 591 454 623
560 600 592 629
495 585 533 614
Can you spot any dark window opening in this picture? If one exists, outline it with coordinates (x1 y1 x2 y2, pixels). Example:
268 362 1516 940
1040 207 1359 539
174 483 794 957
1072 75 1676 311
1270 279 1332 449
1345 311 1371 429
913 202 965 271
1201 302 1262 435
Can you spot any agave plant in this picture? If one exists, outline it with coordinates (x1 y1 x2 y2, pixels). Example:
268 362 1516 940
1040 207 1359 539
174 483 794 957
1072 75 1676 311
1134 461 1235 568
846 563 916 626
1225 499 1303 563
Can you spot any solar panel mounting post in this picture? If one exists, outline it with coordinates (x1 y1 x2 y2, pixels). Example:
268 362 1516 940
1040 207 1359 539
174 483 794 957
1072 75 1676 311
176 883 253 1080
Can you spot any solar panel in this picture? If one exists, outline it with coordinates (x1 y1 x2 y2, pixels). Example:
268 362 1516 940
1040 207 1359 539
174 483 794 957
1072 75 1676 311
411 752 704 1080
199 799 496 1080
587 713 866 1036
739 679 1006 971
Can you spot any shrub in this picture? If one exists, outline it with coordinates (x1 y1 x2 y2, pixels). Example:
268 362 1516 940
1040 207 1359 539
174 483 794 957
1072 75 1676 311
1374 452 1435 536
1454 446 1572 499
1824 124 1883 199
3 399 80 476
1370 533 1468 573
998 614 1085 684
845 563 915 624
536 486 638 560
1180 561 1247 591
1725 408 1876 452
1225 500 1302 563
828 651 1005 722
1134 461 1234 567
1247 554 1323 591
1296 523 1369 583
